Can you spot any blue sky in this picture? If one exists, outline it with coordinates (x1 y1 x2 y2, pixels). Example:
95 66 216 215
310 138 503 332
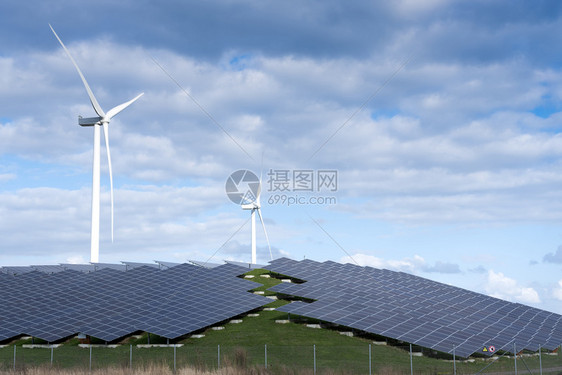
1 0 562 314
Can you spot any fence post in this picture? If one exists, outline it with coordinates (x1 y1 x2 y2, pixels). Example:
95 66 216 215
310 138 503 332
13 345 16 371
130 344 133 369
218 344 220 369
410 344 413 375
369 344 372 375
313 344 316 374
89 345 92 373
51 345 54 366
453 344 456 375
265 344 268 369
513 342 517 375
173 345 177 374
539 344 542 375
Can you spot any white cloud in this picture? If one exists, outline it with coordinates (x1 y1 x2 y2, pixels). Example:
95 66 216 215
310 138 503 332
340 253 421 273
469 265 487 274
423 261 461 274
543 246 562 264
553 280 562 301
340 253 460 274
485 270 541 304
66 255 86 264
0 184 248 263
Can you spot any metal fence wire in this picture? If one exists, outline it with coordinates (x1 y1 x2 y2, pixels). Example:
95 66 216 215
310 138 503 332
0 343 561 374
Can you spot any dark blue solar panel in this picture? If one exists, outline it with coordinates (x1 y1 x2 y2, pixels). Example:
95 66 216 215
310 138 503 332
0 261 270 343
188 260 223 268
121 261 160 269
224 260 266 269
31 265 66 273
60 264 97 272
91 263 128 271
155 260 181 269
0 266 35 275
267 258 562 358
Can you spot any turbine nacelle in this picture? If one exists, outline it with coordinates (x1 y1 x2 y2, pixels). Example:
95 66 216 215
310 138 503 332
79 116 103 126
241 202 259 210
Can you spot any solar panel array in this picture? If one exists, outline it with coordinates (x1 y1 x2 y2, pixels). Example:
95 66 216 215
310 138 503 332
0 263 269 343
266 258 562 358
225 260 266 269
59 264 99 273
0 266 37 275
156 260 182 269
0 263 135 275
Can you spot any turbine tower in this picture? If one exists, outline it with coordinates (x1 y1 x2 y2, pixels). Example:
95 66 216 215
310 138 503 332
241 179 273 264
50 25 144 263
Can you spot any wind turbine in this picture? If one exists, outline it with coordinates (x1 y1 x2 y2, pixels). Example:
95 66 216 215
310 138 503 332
241 176 273 264
50 25 144 263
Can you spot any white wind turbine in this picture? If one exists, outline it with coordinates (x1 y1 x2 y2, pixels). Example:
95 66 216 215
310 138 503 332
241 175 273 264
50 25 144 263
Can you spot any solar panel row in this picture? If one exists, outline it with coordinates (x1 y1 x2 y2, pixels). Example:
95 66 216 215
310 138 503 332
0 263 270 343
265 258 562 358
0 261 184 275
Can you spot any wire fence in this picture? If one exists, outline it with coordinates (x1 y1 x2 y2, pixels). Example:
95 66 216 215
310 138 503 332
0 343 561 374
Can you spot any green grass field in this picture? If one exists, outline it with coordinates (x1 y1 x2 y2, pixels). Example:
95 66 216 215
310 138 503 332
0 269 561 374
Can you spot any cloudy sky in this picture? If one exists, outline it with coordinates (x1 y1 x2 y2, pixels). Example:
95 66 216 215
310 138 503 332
1 0 562 313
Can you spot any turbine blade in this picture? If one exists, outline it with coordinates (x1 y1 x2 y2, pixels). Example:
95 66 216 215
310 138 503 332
256 208 273 261
49 24 106 118
105 93 144 120
102 122 114 242
258 151 264 201
260 151 264 183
